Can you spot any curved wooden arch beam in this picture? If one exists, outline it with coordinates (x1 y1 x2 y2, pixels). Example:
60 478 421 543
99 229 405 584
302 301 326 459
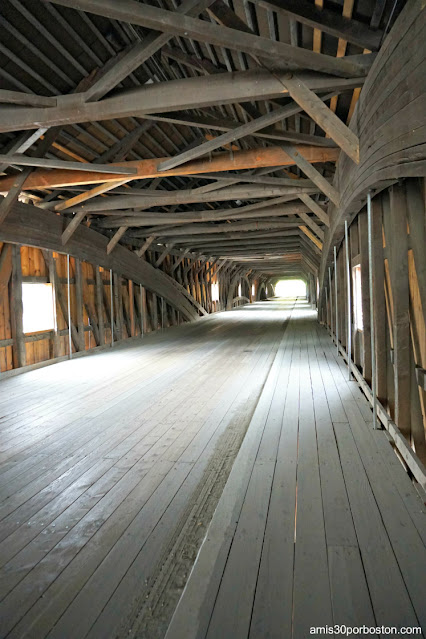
0 146 340 192
0 197 199 322
318 0 426 296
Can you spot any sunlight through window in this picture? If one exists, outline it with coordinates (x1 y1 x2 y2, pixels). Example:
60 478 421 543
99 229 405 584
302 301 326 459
352 265 363 330
274 279 306 298
211 281 219 302
22 283 55 333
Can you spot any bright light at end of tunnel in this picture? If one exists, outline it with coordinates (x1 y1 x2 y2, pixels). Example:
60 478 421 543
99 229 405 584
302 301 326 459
274 279 307 298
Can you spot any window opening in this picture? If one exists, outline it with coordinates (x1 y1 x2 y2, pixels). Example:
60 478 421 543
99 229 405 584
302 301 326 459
22 283 55 333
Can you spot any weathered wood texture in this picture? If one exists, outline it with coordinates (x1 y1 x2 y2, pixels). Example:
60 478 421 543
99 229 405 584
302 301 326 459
0 299 294 638
167 304 426 638
320 0 426 290
321 181 426 464
0 201 201 323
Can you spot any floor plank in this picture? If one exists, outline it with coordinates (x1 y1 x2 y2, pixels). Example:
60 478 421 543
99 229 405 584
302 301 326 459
1 300 425 639
167 302 426 639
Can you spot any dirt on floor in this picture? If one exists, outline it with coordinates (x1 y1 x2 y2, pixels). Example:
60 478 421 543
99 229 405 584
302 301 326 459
119 385 265 639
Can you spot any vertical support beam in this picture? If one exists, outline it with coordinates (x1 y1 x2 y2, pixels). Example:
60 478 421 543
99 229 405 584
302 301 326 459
151 293 159 330
371 195 387 403
10 245 26 368
329 265 334 338
359 210 372 382
74 258 85 351
334 245 339 351
325 285 329 329
344 220 351 380
110 268 114 346
47 251 60 359
367 192 378 430
95 266 105 345
388 184 411 440
129 280 135 336
114 273 123 340
139 284 144 336
67 254 72 358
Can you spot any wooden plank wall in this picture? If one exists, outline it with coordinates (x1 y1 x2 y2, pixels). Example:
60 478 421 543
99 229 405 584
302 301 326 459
0 243 243 374
320 178 426 464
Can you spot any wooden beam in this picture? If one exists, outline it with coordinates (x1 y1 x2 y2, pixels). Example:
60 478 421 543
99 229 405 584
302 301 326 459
298 192 330 226
257 0 382 50
0 155 137 175
80 184 317 213
281 75 360 163
107 226 128 255
0 145 340 191
280 144 340 204
10 245 26 368
157 94 339 172
61 211 87 246
147 219 299 236
297 212 324 241
406 179 426 320
359 210 372 380
96 198 312 228
48 0 368 78
40 249 80 351
95 266 106 345
83 0 216 102
387 186 411 440
0 243 12 294
74 258 86 352
135 236 156 259
46 251 61 358
0 128 60 227
54 178 132 212
299 225 323 251
0 70 367 134
0 90 57 108
371 195 387 404
155 244 175 268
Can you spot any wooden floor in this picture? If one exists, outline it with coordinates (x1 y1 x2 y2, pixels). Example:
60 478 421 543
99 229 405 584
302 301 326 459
166 302 426 639
0 301 425 639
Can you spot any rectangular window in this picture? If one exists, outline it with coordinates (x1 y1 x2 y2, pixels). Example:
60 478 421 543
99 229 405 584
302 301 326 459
238 283 242 297
352 264 363 331
211 281 219 302
252 284 255 297
22 283 55 333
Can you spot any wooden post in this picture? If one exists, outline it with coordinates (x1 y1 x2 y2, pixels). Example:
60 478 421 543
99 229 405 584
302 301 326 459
46 251 60 359
151 293 159 331
95 267 105 345
334 246 338 351
139 284 144 336
344 220 351 380
10 245 26 368
129 280 135 336
113 273 123 340
66 255 72 358
371 195 387 404
74 258 85 351
367 192 378 430
110 268 114 345
358 210 372 383
388 184 411 440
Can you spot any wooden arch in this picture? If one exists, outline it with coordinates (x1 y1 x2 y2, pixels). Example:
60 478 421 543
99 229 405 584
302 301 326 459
0 198 199 321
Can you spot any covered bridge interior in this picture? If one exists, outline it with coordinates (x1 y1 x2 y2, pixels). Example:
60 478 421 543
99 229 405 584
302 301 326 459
0 0 425 637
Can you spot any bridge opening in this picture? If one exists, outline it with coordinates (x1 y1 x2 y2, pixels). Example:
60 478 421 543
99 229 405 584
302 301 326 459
274 279 307 298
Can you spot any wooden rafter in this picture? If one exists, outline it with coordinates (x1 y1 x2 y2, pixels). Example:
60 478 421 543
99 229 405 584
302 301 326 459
281 76 360 163
0 146 340 191
47 0 368 78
